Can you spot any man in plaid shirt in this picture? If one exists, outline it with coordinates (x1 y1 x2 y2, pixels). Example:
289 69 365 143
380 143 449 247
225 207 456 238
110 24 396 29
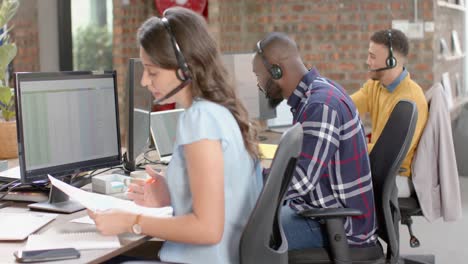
253 32 377 250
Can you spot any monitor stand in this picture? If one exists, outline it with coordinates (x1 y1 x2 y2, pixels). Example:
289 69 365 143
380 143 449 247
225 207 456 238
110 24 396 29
28 185 85 214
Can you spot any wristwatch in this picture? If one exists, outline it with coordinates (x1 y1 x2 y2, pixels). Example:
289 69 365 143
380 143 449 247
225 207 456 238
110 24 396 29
132 214 142 235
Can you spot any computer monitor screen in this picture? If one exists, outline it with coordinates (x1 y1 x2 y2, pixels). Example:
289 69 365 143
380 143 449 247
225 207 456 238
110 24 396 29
221 53 277 120
15 71 122 185
124 58 152 171
150 109 183 161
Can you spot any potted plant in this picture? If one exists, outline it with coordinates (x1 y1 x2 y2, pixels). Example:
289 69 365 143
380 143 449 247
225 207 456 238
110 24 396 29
0 0 19 159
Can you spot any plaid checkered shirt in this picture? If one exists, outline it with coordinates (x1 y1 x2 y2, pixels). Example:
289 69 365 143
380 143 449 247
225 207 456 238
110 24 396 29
285 68 377 246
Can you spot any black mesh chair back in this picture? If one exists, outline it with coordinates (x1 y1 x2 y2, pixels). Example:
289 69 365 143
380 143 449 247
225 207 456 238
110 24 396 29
369 100 418 263
240 123 303 264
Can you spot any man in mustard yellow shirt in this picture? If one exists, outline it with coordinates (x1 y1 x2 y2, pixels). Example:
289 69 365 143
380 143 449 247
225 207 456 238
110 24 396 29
351 29 428 197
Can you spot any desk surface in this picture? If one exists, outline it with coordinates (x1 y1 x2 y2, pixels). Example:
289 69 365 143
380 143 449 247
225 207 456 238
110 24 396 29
0 205 151 264
0 130 282 263
1 158 155 264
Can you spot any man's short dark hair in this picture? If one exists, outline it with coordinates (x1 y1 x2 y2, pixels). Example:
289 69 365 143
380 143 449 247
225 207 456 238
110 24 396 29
370 29 409 57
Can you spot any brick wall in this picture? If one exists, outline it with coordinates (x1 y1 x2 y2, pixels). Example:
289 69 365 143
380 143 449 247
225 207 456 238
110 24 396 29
112 0 156 145
209 0 436 93
8 0 465 144
10 0 40 74
9 0 441 93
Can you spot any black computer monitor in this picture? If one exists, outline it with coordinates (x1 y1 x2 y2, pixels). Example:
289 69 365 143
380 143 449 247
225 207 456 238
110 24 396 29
221 53 277 120
14 71 121 213
123 58 152 172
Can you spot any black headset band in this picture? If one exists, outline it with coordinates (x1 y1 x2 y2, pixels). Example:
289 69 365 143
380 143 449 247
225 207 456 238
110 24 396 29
161 17 191 80
256 40 283 80
387 29 394 57
256 40 275 71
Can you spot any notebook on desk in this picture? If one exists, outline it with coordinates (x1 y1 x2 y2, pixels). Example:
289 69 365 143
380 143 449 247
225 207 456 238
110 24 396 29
150 109 184 164
0 212 57 241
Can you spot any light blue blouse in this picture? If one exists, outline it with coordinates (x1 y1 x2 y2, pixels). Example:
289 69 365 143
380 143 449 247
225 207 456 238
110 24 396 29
159 99 262 264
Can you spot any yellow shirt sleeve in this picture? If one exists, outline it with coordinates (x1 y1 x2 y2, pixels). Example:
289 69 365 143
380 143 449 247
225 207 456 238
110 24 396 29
351 81 371 116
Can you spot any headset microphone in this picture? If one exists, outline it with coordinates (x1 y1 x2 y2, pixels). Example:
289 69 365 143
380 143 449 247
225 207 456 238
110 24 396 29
152 78 192 105
369 65 394 72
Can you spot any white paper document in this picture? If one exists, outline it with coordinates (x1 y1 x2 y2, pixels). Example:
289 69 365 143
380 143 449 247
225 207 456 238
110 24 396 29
0 212 57 240
71 215 95 225
0 166 21 180
48 175 173 217
25 232 120 250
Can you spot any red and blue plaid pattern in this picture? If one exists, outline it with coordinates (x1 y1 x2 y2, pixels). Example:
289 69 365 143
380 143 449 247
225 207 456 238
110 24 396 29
286 68 377 246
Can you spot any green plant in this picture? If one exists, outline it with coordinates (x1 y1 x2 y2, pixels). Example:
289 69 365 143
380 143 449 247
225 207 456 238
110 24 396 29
0 0 18 121
73 25 112 71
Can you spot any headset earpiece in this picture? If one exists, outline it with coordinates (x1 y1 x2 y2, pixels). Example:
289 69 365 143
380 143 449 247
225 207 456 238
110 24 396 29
256 40 283 80
269 64 283 80
386 56 397 68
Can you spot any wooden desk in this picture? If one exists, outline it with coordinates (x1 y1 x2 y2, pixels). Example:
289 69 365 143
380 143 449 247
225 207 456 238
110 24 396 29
2 158 154 264
0 204 152 264
0 130 283 263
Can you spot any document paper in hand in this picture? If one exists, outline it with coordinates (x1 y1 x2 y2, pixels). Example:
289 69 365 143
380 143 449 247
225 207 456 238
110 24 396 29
48 175 173 217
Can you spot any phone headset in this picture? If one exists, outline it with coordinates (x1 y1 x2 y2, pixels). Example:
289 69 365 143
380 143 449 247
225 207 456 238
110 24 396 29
152 16 192 105
256 40 283 80
371 29 398 72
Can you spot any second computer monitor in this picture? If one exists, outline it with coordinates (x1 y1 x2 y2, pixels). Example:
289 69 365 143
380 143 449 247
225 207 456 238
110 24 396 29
124 58 152 171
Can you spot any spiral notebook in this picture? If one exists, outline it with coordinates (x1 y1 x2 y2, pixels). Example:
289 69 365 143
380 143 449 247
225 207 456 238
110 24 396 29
25 232 120 250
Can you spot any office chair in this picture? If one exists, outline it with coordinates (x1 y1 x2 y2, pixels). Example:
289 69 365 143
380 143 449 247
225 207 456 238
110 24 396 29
399 198 421 247
125 123 303 264
240 123 303 264
288 100 418 264
398 196 435 263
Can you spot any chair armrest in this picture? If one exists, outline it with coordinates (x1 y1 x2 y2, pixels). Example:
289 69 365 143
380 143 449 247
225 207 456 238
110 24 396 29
298 208 363 218
298 208 362 263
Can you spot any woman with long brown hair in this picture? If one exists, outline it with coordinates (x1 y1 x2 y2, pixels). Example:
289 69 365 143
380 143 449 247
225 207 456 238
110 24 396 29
88 6 261 264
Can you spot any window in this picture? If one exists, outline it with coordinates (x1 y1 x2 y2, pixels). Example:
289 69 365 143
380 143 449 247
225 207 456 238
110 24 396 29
71 0 113 71
58 0 113 71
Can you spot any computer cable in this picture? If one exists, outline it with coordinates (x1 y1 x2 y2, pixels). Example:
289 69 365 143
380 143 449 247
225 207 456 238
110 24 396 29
139 148 166 166
0 179 20 193
88 166 123 177
66 165 124 188
0 181 22 201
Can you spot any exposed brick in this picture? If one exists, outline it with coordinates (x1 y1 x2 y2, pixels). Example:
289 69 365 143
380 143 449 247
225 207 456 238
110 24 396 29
11 0 39 73
10 0 456 136
351 72 369 80
362 3 386 11
339 62 358 71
